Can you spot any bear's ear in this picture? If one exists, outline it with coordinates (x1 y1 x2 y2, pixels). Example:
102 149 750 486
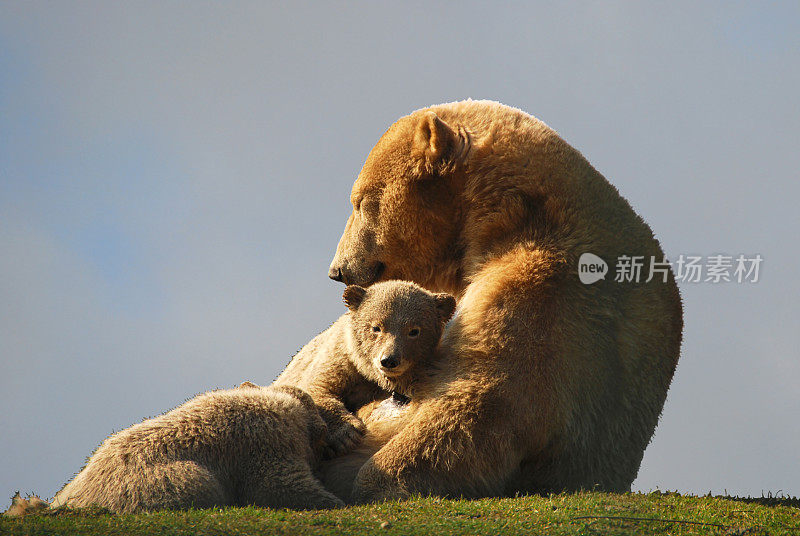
434 293 457 323
343 285 368 311
412 111 469 175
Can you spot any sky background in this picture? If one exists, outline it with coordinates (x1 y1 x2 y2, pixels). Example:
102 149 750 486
1 2 798 500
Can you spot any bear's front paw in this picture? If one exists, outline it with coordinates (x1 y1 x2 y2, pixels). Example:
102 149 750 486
351 459 409 503
324 415 365 458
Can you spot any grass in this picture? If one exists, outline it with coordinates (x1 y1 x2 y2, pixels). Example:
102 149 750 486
2 491 799 536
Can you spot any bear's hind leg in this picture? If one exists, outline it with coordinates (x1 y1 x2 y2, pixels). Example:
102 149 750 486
240 460 344 510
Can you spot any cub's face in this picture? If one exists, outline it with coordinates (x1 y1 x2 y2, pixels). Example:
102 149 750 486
343 281 456 381
328 111 470 291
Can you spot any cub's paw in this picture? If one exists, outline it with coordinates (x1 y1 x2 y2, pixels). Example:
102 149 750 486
310 493 346 510
352 459 409 503
324 416 365 458
4 493 48 517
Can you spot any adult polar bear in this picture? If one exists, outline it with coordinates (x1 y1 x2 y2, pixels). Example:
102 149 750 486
283 100 682 501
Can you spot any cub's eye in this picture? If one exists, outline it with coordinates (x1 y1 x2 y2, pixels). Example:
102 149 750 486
408 327 420 338
372 325 381 333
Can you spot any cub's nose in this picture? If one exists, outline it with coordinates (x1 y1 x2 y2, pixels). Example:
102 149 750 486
380 355 399 369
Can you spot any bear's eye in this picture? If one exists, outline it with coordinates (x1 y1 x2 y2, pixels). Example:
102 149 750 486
408 327 420 338
359 198 379 221
372 325 381 333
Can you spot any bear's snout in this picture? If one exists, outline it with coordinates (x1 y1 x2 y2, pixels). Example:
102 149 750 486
328 266 344 282
328 260 385 286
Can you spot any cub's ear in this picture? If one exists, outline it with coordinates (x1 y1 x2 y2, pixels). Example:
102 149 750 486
412 111 469 175
434 293 457 323
343 285 368 311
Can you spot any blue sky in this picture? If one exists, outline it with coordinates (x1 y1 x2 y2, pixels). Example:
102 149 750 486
1 2 798 499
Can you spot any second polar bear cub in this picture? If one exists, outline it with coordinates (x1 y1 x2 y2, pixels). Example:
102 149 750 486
43 384 343 513
276 280 457 456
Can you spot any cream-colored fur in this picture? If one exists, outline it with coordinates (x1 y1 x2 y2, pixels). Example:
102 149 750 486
8 384 342 514
275 281 455 459
318 397 416 503
311 99 683 501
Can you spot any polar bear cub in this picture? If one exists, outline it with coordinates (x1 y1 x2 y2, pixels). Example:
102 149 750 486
275 280 456 457
14 384 342 514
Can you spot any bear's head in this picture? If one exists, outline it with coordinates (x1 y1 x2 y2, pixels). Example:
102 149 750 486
342 280 456 390
328 109 473 293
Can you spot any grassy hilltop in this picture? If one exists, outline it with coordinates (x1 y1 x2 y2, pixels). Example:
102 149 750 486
3 491 799 536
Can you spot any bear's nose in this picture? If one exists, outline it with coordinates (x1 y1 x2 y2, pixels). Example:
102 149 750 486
380 355 399 369
328 266 344 282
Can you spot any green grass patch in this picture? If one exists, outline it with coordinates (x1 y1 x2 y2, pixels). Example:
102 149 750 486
3 491 799 535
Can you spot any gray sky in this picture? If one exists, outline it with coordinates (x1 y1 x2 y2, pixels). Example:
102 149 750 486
1 2 798 499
